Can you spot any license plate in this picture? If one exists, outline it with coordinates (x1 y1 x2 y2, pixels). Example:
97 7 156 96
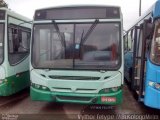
101 96 116 102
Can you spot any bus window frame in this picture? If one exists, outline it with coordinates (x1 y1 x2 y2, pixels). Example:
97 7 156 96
7 22 31 66
124 33 128 53
127 31 132 51
0 23 5 65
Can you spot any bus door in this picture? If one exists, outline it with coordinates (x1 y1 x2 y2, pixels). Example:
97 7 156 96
124 30 134 83
8 16 31 93
131 26 142 92
132 20 152 101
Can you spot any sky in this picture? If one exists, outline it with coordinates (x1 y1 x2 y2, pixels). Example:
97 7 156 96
5 0 157 30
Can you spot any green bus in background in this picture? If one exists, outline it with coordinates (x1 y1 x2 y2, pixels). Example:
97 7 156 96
0 7 31 96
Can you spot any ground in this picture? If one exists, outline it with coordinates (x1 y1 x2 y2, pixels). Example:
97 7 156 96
0 84 159 120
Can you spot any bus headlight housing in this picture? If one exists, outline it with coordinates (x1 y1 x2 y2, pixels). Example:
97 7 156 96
111 87 119 92
100 88 110 93
155 83 160 89
99 87 120 94
148 81 154 87
31 83 50 91
148 81 160 90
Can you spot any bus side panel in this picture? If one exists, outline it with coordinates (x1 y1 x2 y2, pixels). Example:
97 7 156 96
0 16 31 96
144 60 160 109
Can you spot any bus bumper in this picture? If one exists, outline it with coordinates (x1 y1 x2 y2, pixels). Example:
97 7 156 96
0 71 30 96
144 86 160 109
30 87 122 105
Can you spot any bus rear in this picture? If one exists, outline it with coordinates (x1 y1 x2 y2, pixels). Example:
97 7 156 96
30 6 123 105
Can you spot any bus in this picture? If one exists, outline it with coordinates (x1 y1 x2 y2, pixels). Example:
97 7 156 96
0 7 31 96
30 6 123 105
124 0 160 109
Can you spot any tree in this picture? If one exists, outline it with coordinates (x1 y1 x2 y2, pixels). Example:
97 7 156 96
0 0 8 8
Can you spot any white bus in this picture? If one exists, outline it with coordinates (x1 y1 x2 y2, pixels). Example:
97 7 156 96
0 7 31 96
30 6 123 105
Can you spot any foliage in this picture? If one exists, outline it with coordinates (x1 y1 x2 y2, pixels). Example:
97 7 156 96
0 0 8 8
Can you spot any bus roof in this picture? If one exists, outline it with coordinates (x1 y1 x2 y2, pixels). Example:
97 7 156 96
35 5 121 11
0 7 31 22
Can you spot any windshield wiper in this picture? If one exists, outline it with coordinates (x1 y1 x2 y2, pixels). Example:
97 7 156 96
78 19 99 58
52 20 66 49
80 19 99 45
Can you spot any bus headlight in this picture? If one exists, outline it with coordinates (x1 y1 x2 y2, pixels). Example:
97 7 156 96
111 87 119 92
99 87 120 94
148 81 160 90
103 88 110 93
35 84 40 88
42 86 47 90
31 83 50 91
99 88 110 93
148 81 154 87
155 83 160 90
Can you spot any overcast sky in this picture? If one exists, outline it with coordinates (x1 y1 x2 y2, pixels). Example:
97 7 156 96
5 0 157 30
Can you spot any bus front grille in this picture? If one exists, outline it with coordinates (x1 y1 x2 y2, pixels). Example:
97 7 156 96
52 87 97 93
49 75 100 80
56 95 94 102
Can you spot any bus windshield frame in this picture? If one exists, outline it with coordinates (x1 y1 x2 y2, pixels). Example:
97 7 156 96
0 23 4 65
31 21 122 70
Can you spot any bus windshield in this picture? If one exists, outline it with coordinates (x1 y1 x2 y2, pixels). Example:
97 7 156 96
0 24 4 64
150 20 160 65
32 22 121 70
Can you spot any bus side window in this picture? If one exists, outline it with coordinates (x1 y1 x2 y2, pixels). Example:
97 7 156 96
8 24 31 65
19 30 30 52
131 29 135 52
9 27 18 53
124 35 128 52
127 31 132 51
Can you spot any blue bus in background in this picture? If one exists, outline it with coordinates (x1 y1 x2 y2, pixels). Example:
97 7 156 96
124 0 160 109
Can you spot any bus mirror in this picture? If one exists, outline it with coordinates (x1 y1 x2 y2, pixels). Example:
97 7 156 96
145 23 154 39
